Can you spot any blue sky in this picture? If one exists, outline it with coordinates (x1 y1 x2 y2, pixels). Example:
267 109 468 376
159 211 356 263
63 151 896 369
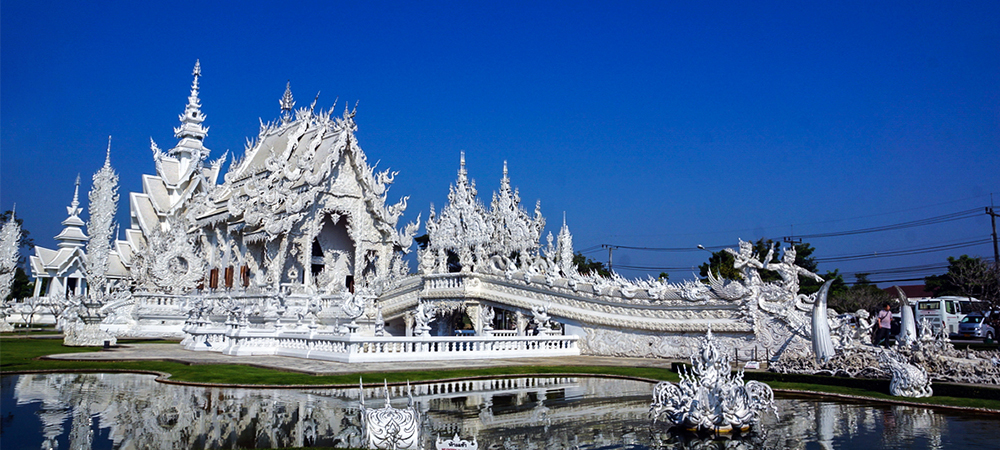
2 1 998 285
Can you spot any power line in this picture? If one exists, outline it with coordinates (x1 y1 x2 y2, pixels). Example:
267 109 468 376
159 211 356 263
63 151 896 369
813 238 991 263
785 208 981 240
597 207 984 252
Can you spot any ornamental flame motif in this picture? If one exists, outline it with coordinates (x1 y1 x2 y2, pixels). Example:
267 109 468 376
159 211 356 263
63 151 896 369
359 380 420 450
650 329 776 433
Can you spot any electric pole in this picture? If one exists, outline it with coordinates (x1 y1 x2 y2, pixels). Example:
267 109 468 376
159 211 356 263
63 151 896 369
602 244 618 272
987 205 999 265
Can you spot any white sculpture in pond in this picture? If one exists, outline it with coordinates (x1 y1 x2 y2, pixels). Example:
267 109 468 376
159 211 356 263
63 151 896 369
811 280 836 363
359 380 420 450
878 349 933 398
650 329 776 433
894 286 919 346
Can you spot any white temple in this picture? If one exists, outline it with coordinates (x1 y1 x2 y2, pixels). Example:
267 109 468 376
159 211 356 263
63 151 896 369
21 61 861 363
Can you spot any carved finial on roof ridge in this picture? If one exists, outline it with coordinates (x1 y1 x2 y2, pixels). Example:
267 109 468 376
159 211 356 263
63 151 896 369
280 81 295 123
310 91 320 112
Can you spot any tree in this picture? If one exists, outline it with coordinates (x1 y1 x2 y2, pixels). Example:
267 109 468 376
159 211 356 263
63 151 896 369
925 255 1000 312
828 272 889 314
7 268 33 301
658 272 670 281
573 252 610 277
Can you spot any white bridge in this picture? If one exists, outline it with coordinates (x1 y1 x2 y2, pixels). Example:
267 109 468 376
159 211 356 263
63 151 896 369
184 325 579 362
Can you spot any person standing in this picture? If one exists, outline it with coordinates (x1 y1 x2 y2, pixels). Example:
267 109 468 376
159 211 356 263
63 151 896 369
874 303 893 347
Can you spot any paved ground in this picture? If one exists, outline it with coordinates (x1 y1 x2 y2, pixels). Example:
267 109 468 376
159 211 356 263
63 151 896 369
43 343 679 377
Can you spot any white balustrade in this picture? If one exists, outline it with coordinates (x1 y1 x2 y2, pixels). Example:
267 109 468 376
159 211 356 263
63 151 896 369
184 323 579 362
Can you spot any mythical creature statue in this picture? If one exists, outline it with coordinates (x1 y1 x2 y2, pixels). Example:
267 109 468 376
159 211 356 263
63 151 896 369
531 303 551 333
479 305 495 333
878 349 933 398
413 302 435 337
341 288 365 320
374 305 385 337
650 329 776 432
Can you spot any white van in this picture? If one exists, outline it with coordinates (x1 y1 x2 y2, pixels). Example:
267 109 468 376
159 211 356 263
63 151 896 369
916 296 980 336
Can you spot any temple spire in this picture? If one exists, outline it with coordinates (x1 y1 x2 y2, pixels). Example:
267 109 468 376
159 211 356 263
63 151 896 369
69 174 81 217
171 60 209 157
280 81 295 123
55 175 88 249
499 160 511 192
459 151 467 181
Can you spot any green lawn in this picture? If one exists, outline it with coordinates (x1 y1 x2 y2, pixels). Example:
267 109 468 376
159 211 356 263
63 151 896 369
3 336 999 411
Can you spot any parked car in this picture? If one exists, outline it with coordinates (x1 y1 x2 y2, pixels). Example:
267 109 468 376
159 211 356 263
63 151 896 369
957 311 997 341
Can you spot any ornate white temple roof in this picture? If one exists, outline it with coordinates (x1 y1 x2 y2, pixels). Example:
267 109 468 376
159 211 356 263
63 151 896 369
128 61 224 237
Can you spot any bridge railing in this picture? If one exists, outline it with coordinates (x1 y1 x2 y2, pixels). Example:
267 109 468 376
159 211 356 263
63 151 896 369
184 325 579 362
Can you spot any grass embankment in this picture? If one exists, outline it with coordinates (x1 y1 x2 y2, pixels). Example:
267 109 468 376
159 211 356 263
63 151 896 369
3 337 999 411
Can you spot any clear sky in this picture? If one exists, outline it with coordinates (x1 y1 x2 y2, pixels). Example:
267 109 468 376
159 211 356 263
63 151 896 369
2 1 998 286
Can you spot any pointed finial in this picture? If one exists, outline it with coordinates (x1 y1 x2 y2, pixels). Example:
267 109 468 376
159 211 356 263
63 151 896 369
189 60 202 96
383 379 391 407
503 160 508 178
458 151 467 179
73 174 81 205
280 81 295 123
67 174 82 217
563 211 567 227
310 91 320 112
105 135 112 166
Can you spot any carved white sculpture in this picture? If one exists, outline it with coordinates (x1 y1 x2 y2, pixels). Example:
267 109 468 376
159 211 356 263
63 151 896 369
84 138 118 297
0 208 21 331
650 329 776 432
413 302 435 337
811 280 835 363
895 286 919 346
359 380 420 450
878 349 933 398
374 305 385 337
479 305 494 334
64 142 120 347
531 303 552 333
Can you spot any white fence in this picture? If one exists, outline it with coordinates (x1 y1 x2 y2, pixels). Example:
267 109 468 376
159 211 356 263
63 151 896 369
184 325 580 363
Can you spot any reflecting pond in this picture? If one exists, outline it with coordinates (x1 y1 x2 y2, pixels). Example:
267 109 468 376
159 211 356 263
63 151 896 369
2 373 998 449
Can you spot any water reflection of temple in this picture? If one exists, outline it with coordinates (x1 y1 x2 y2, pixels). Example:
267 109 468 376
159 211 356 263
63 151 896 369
5 373 988 450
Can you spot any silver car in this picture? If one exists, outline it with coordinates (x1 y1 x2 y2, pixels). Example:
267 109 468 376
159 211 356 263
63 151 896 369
957 311 996 341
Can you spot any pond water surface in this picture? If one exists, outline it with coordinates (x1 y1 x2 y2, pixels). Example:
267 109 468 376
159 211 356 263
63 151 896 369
1 373 998 449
